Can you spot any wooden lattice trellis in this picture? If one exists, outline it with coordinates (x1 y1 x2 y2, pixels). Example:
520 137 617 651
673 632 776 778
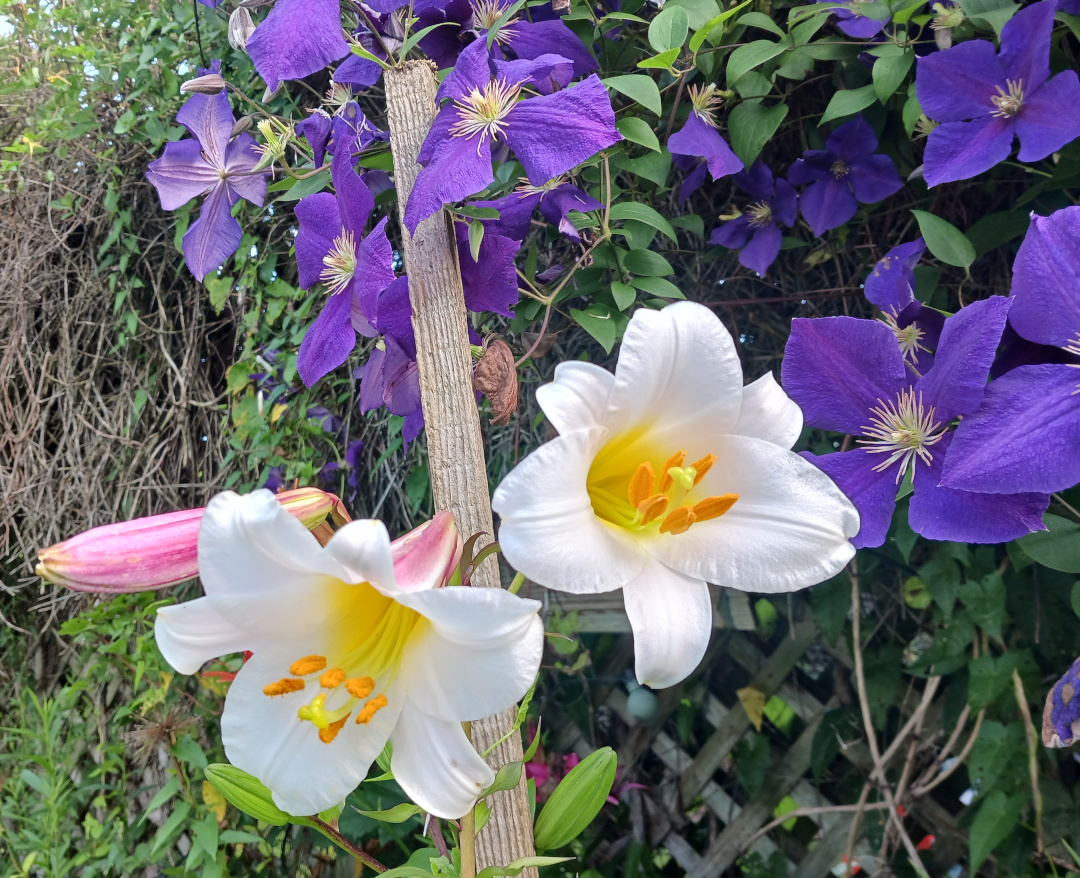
528 584 967 877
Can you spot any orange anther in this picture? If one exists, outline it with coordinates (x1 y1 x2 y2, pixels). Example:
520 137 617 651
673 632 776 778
263 678 305 697
289 655 327 676
345 676 375 699
356 693 389 725
638 494 670 525
627 462 656 508
659 506 696 535
692 493 738 522
319 668 346 689
319 714 350 744
689 453 717 485
658 450 686 492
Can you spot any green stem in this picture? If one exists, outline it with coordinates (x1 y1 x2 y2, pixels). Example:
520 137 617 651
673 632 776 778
460 721 477 878
309 816 389 872
508 571 526 594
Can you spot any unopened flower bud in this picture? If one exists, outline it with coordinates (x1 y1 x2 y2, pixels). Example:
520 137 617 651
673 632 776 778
231 115 255 138
181 72 227 95
36 488 339 593
228 7 257 51
204 764 293 825
533 747 617 850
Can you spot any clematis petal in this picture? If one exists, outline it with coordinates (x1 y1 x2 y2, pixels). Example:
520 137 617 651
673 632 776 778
353 216 397 329
782 316 907 435
538 184 604 239
1009 206 1080 348
155 597 252 674
864 238 924 313
322 519 398 594
738 223 782 276
246 0 352 92
603 301 744 442
397 586 543 721
297 288 356 387
146 140 220 209
909 434 1048 542
798 176 857 237
492 428 648 595
390 701 495 818
922 116 1015 188
998 0 1054 88
506 19 597 79
457 226 521 316
622 559 711 689
437 37 495 102
494 54 575 96
710 215 754 250
645 435 858 591
222 654 402 816
294 192 343 289
472 191 541 240
849 154 902 205
939 364 1080 494
773 177 798 226
915 41 1003 123
733 372 803 450
182 183 242 282
1015 71 1080 163
825 115 879 162
176 89 235 167
535 360 615 435
223 135 267 206
331 146 375 236
736 161 775 201
801 449 897 549
667 112 744 181
504 75 621 185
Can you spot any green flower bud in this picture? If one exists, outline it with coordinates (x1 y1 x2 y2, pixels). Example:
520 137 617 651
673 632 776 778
204 763 292 826
533 747 617 851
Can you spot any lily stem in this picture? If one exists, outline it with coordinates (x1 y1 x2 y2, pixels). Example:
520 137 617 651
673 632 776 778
508 571 526 594
309 816 388 873
460 721 477 878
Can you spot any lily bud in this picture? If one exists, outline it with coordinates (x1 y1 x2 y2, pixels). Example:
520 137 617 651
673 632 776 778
533 747 617 851
36 488 340 593
180 72 227 95
390 510 462 591
204 764 293 825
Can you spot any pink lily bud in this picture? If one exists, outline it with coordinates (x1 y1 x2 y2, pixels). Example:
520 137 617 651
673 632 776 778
36 488 340 593
390 510 462 591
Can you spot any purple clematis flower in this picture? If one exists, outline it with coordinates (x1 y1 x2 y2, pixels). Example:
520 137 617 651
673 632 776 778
708 162 796 276
146 69 267 282
916 0 1080 186
788 115 902 237
1043 655 1080 748
473 178 602 241
782 298 1049 547
940 206 1080 494
454 221 522 315
862 238 944 374
403 38 620 233
814 0 890 37
294 147 397 387
673 155 710 204
246 0 351 92
667 85 744 183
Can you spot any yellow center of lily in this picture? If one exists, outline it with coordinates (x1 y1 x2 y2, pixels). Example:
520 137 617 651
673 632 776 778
587 439 738 536
261 581 424 744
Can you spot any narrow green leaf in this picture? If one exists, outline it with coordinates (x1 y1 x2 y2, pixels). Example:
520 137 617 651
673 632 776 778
648 5 690 52
487 0 527 48
739 11 785 35
608 202 677 241
689 0 752 51
630 276 685 299
616 116 661 152
819 84 877 124
468 218 485 262
476 857 574 878
603 74 663 115
911 210 976 268
637 47 680 70
356 803 425 823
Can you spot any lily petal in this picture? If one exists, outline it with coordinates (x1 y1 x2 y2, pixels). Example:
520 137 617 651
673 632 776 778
734 372 803 450
535 360 615 434
155 597 252 674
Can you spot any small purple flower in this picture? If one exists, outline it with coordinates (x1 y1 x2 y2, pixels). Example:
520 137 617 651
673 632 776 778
473 178 602 241
246 0 351 92
782 298 1049 547
403 38 620 233
146 69 267 282
1043 655 1080 748
940 206 1080 494
788 115 902 237
916 0 1080 186
814 0 890 37
667 85 744 183
294 147 397 387
708 162 795 276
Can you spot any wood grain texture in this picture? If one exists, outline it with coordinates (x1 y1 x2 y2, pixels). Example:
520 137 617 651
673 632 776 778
383 60 537 876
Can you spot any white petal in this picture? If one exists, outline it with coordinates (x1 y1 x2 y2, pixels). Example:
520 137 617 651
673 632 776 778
734 373 804 450
397 587 543 722
199 491 351 636
602 301 744 443
155 597 251 674
535 360 615 435
221 653 402 817
646 435 858 593
390 700 495 819
492 428 646 595
323 519 398 594
622 559 712 689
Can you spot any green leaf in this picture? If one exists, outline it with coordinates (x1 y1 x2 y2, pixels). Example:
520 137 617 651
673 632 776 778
611 281 637 310
350 42 389 68
689 0 753 51
482 760 524 797
630 276 685 299
872 49 914 103
970 789 1024 872
727 100 788 166
739 11 785 36
968 653 1021 711
648 5 690 52
911 210 976 268
1017 513 1080 572
603 74 663 115
819 84 877 124
665 0 721 29
959 572 1007 643
637 48 681 70
356 803 425 823
476 858 574 878
726 38 791 87
571 305 618 352
957 0 1018 34
618 150 671 187
903 576 931 609
623 249 674 276
968 720 1025 797
205 275 233 315
616 116 661 152
609 202 676 241
278 170 331 201
150 802 192 858
468 218 485 262
140 776 183 823
1071 580 1080 619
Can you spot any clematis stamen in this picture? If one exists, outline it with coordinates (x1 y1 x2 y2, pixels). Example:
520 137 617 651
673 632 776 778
319 231 358 298
991 79 1024 118
746 202 773 229
880 311 929 366
471 0 519 40
688 84 725 129
857 388 947 482
449 80 523 150
263 678 305 697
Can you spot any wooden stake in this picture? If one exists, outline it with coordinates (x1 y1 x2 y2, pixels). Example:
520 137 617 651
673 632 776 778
384 60 537 877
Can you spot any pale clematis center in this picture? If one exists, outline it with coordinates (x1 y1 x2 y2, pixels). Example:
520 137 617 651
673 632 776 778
471 0 519 40
881 311 928 366
262 581 423 744
587 441 738 536
991 79 1024 118
831 160 849 179
689 83 725 130
320 231 358 298
450 79 523 147
746 201 773 228
1063 332 1080 395
857 388 946 483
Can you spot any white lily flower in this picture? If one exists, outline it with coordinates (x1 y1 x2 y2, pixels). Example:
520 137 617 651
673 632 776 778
492 301 858 689
155 490 543 819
